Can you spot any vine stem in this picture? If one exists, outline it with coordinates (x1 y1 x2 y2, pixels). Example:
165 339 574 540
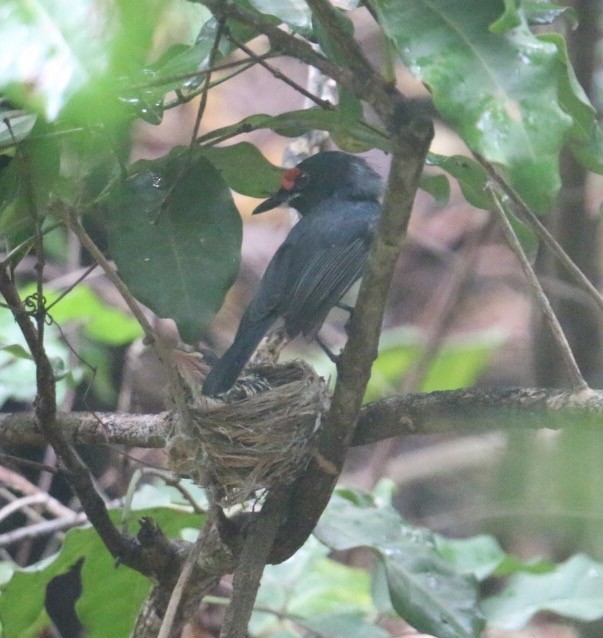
489 187 588 391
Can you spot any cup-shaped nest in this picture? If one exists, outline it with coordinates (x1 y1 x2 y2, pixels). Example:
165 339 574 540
167 360 329 506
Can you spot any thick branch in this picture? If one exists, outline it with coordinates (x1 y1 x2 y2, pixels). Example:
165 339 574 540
3 387 603 449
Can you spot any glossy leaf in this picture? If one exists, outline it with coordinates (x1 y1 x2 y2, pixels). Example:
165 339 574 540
107 150 242 343
373 0 575 213
483 554 603 629
315 490 485 638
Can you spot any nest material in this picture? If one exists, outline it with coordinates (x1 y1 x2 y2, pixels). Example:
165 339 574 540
167 360 329 506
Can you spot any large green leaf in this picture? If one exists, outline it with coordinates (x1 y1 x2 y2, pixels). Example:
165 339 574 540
373 0 578 213
107 150 242 343
0 496 203 638
315 489 485 638
483 554 603 629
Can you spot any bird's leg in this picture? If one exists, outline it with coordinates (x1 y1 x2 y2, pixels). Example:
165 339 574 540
335 302 355 336
336 301 354 314
315 335 339 363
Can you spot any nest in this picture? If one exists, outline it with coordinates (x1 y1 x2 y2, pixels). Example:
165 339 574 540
167 360 329 506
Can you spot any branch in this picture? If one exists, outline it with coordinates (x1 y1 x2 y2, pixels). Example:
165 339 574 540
489 188 588 390
0 269 146 571
195 0 407 129
3 386 603 448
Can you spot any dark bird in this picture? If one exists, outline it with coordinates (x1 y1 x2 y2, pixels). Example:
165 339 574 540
202 151 382 396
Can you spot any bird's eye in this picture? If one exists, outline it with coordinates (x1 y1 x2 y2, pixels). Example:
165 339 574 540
295 171 310 190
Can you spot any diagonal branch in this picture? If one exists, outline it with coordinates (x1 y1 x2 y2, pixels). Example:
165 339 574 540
489 187 588 391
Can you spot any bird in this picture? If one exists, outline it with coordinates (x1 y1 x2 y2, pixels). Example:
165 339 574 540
201 151 383 396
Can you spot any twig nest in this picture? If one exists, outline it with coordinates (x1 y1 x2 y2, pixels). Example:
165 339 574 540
167 360 330 506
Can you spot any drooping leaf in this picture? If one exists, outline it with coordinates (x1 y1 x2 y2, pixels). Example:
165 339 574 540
199 143 283 197
419 173 450 205
483 554 603 629
541 32 603 173
201 108 392 155
373 0 576 213
107 149 242 343
315 489 485 638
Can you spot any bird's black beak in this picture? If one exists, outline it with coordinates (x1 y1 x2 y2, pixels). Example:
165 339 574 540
252 188 292 215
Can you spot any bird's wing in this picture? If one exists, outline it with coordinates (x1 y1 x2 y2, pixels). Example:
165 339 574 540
282 218 374 336
288 236 368 313
244 241 294 321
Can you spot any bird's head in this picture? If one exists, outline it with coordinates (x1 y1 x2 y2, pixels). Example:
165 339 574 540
253 151 382 216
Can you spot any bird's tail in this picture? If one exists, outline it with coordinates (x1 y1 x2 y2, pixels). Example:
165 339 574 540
201 314 275 396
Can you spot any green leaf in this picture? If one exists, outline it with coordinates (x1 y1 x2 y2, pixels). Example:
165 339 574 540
419 173 450 204
0 0 114 119
0 123 61 247
315 490 485 638
247 0 311 32
0 343 33 360
199 143 283 197
374 0 574 212
107 149 242 343
203 109 392 155
0 502 203 638
522 2 578 27
426 154 494 210
483 554 603 629
434 534 553 582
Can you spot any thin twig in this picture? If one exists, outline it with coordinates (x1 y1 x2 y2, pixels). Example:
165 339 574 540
489 187 588 390
476 153 603 314
59 210 155 341
190 19 226 146
227 32 336 110
157 511 216 638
